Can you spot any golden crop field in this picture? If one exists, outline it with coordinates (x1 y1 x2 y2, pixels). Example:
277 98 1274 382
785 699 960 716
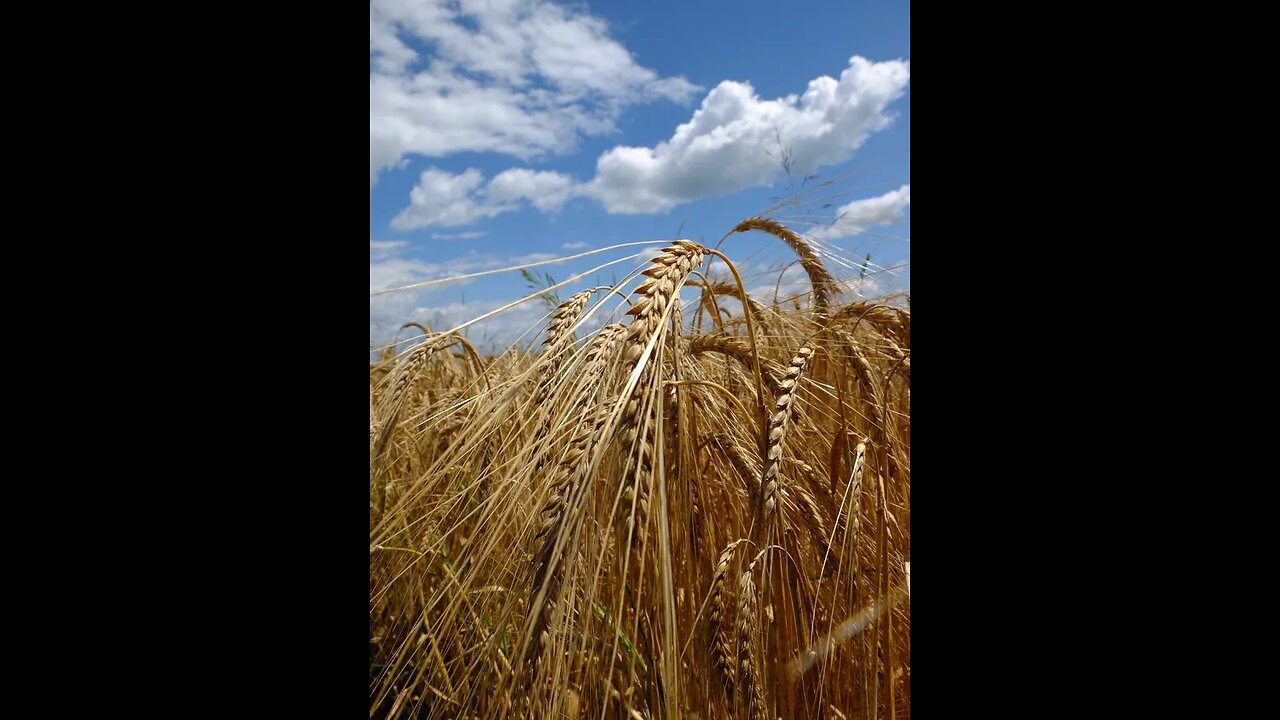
370 216 910 719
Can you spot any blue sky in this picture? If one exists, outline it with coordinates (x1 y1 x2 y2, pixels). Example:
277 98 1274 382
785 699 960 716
370 0 910 352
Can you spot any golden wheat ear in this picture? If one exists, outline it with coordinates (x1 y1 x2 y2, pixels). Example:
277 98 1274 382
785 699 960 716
756 344 814 545
709 538 746 704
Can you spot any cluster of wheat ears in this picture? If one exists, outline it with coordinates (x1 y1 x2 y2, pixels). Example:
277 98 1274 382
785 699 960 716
371 216 910 719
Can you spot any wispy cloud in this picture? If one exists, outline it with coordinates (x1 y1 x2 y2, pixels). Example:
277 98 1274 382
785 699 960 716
370 249 559 348
429 231 488 240
385 285 635 355
370 239 409 260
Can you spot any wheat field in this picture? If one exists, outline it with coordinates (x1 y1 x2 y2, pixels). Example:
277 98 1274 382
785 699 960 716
370 216 910 719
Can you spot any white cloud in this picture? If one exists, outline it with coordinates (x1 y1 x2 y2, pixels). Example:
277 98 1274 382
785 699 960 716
370 0 699 183
709 246 898 311
374 298 549 355
430 231 488 240
585 56 909 213
390 167 579 229
390 56 909 225
814 185 911 240
561 241 589 250
744 263 813 307
370 239 409 260
378 288 631 355
370 249 556 294
370 249 559 349
487 168 578 212
390 168 499 228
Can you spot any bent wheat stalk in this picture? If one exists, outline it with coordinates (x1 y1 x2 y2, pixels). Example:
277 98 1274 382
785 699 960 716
731 217 838 314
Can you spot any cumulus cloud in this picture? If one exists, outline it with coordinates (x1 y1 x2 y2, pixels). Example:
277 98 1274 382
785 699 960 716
370 0 699 183
391 167 578 229
388 56 910 226
584 56 909 213
389 169 495 228
486 168 578 212
813 185 911 240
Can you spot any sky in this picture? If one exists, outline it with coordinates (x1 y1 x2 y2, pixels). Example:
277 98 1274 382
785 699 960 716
370 0 910 353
